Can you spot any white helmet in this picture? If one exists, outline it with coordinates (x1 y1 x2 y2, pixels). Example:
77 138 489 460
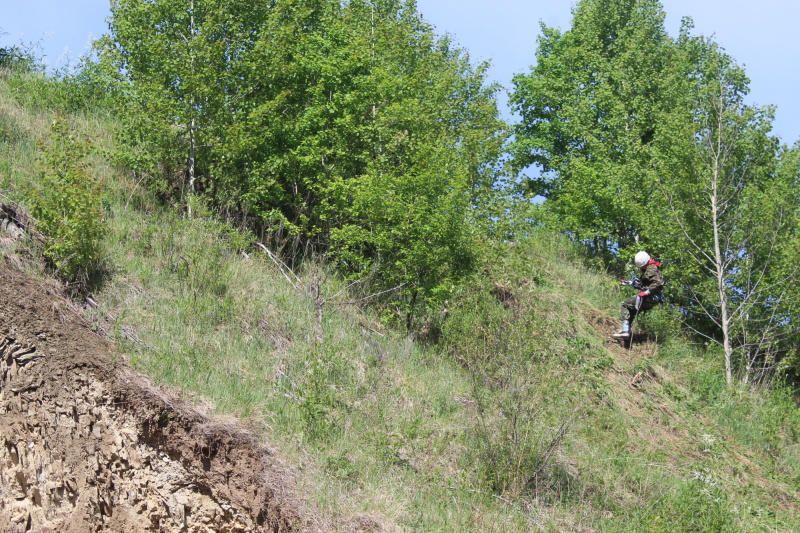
634 251 651 268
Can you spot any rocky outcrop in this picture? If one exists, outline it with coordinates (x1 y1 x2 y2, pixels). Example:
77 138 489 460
0 261 308 532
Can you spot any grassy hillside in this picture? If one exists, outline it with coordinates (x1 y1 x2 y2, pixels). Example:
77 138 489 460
2 67 799 532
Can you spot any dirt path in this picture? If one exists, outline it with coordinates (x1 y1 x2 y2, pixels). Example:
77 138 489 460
0 259 312 532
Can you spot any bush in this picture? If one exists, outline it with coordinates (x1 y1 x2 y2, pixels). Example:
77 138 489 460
0 43 35 71
442 284 582 497
30 114 106 283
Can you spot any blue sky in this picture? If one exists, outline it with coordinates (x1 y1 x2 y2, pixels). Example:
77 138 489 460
2 0 798 143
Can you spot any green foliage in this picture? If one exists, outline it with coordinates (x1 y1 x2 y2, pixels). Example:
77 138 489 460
713 385 800 480
299 347 341 442
1 50 114 116
634 305 681 340
103 0 507 316
510 0 794 385
631 471 740 533
6 6 800 532
0 42 35 71
650 26 789 384
687 363 728 405
765 143 800 380
30 114 107 282
0 108 26 145
81 166 800 530
440 261 585 497
509 0 673 259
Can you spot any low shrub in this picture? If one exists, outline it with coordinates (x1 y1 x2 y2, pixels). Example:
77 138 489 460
30 113 106 283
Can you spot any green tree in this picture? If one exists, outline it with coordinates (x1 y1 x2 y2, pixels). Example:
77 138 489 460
217 0 506 317
652 28 787 386
509 0 673 260
104 0 507 322
767 143 800 381
509 0 797 384
106 0 271 204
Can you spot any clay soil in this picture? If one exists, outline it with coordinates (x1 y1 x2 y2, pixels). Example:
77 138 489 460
0 258 312 532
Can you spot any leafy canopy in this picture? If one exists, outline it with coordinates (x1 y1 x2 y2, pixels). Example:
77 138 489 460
510 0 673 259
103 0 507 314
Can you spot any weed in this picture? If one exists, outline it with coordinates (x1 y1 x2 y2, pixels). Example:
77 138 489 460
324 453 360 487
299 349 339 442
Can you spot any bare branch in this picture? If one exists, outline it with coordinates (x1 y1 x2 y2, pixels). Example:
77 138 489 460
256 242 301 289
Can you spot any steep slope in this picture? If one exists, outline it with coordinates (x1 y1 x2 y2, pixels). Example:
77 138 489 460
582 309 800 530
0 258 311 532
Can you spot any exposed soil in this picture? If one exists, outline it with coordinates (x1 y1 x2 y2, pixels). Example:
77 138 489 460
0 258 313 532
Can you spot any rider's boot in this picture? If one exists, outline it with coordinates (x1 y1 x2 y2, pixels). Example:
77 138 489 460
612 320 630 338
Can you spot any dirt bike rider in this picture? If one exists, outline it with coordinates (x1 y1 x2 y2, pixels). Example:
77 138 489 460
613 251 664 338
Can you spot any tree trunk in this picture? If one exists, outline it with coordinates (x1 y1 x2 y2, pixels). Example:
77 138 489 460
710 128 733 387
187 0 197 217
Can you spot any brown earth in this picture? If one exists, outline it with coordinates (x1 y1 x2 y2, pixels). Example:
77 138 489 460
0 258 315 533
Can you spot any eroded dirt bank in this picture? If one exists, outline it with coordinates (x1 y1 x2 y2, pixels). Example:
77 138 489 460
0 260 309 532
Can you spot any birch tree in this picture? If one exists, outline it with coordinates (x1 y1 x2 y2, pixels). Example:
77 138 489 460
107 0 270 203
654 30 789 386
